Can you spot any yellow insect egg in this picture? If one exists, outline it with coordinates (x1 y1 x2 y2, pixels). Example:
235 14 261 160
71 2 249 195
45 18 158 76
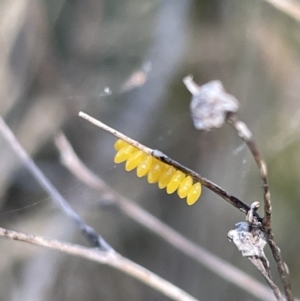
186 182 202 206
177 176 193 198
114 145 136 163
113 139 201 206
166 170 186 194
158 165 176 189
125 150 145 171
114 139 129 151
137 155 153 177
147 159 165 183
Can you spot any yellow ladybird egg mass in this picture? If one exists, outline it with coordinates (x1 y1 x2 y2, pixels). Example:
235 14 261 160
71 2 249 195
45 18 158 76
113 139 202 205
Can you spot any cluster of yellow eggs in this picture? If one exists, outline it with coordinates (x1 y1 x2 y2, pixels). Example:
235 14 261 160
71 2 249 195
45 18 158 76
113 139 201 205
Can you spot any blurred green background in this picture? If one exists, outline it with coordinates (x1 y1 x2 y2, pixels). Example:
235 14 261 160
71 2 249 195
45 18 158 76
0 0 299 300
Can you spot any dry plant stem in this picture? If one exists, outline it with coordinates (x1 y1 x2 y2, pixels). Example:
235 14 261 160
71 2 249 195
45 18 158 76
262 0 300 22
0 227 199 301
267 230 294 301
227 114 271 229
227 114 293 301
0 116 112 251
79 112 258 220
79 112 153 154
244 203 282 300
55 132 275 301
248 257 282 301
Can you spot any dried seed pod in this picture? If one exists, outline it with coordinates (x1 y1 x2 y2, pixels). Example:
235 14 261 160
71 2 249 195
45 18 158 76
183 76 239 131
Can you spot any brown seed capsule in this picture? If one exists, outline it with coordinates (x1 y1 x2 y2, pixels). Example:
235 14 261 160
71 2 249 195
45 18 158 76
183 76 239 131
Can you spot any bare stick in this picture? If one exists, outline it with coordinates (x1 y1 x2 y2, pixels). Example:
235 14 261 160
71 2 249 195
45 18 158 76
227 114 271 229
227 114 293 301
55 132 275 301
0 227 199 301
248 257 282 301
78 112 258 219
267 230 293 301
0 116 112 251
79 111 153 154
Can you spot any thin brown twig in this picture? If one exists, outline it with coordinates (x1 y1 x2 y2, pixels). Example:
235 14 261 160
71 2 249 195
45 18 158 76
0 227 199 301
227 113 293 301
267 230 293 300
248 257 282 301
227 114 271 229
54 132 275 301
78 111 259 220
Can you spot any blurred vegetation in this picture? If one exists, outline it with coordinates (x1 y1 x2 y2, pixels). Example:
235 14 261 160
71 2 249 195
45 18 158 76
0 0 300 300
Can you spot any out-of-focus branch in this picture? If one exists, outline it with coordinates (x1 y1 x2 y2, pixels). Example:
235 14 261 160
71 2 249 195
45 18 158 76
0 226 199 301
262 0 300 22
0 116 112 251
54 132 275 301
